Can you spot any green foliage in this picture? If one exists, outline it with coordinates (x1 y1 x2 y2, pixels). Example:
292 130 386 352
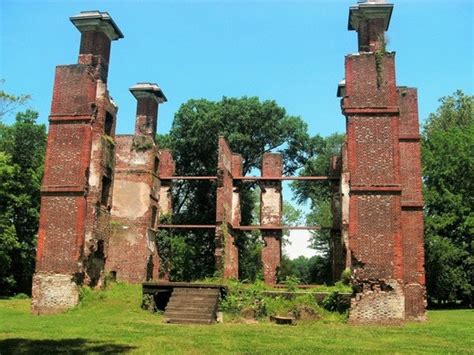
160 96 311 281
282 201 304 241
322 291 349 313
0 109 46 295
170 96 308 176
220 279 349 322
425 235 471 303
264 293 321 319
291 133 345 205
341 268 352 285
279 255 332 285
422 90 473 305
155 133 173 150
283 275 300 292
132 135 153 151
0 81 31 119
290 133 345 283
220 280 268 318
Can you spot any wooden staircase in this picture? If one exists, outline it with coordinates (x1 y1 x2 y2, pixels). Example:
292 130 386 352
163 287 220 324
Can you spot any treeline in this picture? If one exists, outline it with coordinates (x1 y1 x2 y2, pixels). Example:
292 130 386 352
0 89 472 307
0 98 46 294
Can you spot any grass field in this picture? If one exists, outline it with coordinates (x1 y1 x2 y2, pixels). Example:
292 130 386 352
0 283 472 354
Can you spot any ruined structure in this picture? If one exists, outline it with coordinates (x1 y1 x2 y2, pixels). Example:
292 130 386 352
105 83 167 283
32 11 123 314
335 0 426 323
32 1 426 324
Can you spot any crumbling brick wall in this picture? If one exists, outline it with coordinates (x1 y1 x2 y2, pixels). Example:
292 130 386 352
340 1 426 323
215 137 240 279
260 153 283 284
105 83 167 283
33 4 426 323
32 11 123 314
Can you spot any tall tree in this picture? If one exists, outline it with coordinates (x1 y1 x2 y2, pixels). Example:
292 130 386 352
157 96 310 280
0 109 46 295
422 90 473 305
291 132 345 281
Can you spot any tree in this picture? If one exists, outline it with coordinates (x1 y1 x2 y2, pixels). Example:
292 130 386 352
0 80 30 119
279 255 331 285
0 152 21 292
157 96 310 281
290 133 345 282
0 109 46 295
422 90 473 305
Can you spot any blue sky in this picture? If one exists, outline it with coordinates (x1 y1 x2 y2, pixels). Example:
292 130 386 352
1 0 472 257
1 0 472 136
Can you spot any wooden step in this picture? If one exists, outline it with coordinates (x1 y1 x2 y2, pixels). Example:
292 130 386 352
173 288 219 295
165 305 216 312
167 295 218 301
164 311 214 320
164 287 219 325
165 318 213 325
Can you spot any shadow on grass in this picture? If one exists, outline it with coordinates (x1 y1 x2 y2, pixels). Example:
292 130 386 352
0 338 135 354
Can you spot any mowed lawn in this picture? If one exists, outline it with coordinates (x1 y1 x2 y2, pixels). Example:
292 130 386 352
0 284 472 354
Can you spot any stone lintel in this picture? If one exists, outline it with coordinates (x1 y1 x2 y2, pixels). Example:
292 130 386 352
70 11 124 40
348 2 393 32
129 83 167 104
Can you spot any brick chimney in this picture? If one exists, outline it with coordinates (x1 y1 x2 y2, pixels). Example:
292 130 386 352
70 11 123 80
348 1 393 52
129 83 167 137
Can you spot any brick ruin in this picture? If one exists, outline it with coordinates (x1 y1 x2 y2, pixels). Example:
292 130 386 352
32 1 426 323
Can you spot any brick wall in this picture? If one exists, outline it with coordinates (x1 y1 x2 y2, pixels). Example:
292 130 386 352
215 137 239 279
342 3 426 323
260 153 283 284
32 14 121 314
398 88 426 320
106 135 161 283
344 53 398 109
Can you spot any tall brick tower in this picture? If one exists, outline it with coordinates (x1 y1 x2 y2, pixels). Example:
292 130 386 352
32 11 123 314
338 0 426 323
105 83 167 283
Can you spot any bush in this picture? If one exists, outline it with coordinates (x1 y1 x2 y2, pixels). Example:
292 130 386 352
322 291 349 313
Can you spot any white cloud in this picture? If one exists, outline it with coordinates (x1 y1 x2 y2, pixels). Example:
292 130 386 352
283 229 317 260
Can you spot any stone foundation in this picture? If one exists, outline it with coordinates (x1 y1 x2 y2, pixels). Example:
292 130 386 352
31 273 80 315
349 280 405 324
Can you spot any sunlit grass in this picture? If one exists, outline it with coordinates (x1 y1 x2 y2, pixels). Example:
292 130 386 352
0 283 472 354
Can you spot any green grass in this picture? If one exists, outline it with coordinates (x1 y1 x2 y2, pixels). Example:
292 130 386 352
0 283 472 354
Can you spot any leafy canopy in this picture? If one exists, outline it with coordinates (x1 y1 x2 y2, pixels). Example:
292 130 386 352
422 90 473 305
156 96 312 281
0 109 46 295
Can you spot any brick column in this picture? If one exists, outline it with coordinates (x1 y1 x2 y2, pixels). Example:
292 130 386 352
158 150 175 217
397 87 426 320
157 149 175 280
260 153 283 285
32 11 123 314
71 11 124 81
224 154 243 279
329 155 345 282
348 1 393 53
215 137 239 278
342 1 409 324
106 83 167 283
